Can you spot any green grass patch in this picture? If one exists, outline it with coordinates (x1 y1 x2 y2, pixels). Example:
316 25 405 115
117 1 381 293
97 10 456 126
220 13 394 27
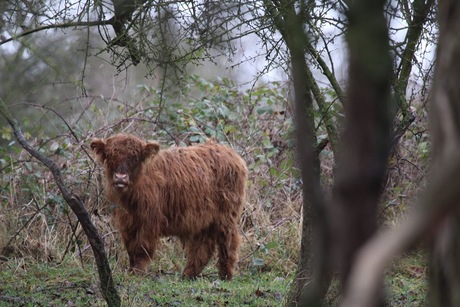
0 261 98 306
385 251 428 306
0 251 429 306
0 253 428 306
0 259 291 306
118 272 289 306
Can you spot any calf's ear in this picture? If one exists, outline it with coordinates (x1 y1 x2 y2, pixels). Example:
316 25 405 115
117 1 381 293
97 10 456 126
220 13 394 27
144 141 160 158
90 138 106 161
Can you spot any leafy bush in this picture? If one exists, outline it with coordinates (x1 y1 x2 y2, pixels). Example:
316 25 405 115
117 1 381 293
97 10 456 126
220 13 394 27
0 75 300 274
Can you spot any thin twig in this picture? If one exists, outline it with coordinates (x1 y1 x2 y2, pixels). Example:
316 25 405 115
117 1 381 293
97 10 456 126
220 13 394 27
0 20 113 46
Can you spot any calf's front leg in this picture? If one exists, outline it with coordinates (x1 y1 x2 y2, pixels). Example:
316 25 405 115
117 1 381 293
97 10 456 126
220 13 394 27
122 229 158 273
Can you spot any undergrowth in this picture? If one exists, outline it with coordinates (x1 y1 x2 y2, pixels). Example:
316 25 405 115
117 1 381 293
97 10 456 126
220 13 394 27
0 75 429 305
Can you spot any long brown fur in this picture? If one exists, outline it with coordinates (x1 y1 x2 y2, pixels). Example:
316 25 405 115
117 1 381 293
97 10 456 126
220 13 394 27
90 133 247 280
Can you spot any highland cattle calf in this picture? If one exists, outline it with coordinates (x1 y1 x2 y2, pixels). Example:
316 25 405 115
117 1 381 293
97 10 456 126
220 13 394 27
90 133 247 280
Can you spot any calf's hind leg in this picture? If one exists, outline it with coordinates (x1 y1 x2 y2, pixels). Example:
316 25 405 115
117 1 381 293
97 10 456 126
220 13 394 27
216 223 240 280
182 231 216 279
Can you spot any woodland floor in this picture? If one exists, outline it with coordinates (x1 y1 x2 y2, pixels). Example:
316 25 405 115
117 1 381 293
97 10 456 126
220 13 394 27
0 250 427 306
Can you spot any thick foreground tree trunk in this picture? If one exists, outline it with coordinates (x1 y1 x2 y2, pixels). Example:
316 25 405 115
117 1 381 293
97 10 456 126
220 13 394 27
428 1 460 306
332 0 393 296
341 1 460 306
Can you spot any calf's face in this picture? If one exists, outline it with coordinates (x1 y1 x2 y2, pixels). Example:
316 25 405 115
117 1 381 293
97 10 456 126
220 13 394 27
90 134 160 191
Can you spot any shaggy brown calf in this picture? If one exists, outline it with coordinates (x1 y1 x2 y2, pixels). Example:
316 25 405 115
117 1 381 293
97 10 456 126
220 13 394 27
90 133 247 280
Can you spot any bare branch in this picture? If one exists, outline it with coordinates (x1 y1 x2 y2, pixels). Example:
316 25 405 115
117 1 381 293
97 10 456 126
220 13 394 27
0 19 112 46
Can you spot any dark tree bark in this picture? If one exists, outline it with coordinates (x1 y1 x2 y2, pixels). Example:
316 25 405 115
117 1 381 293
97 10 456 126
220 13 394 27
341 1 460 306
332 0 393 293
428 1 460 305
289 19 332 307
394 0 435 121
390 0 435 155
0 100 121 307
263 1 332 305
109 0 148 65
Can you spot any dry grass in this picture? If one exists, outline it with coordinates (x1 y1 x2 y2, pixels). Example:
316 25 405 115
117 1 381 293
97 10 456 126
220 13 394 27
0 127 426 279
0 107 302 280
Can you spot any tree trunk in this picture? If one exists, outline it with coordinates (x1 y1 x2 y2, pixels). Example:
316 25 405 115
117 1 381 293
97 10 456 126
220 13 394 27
391 0 434 153
341 2 460 305
289 25 331 307
428 1 460 305
262 1 332 305
284 5 332 307
332 0 393 295
394 0 435 120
